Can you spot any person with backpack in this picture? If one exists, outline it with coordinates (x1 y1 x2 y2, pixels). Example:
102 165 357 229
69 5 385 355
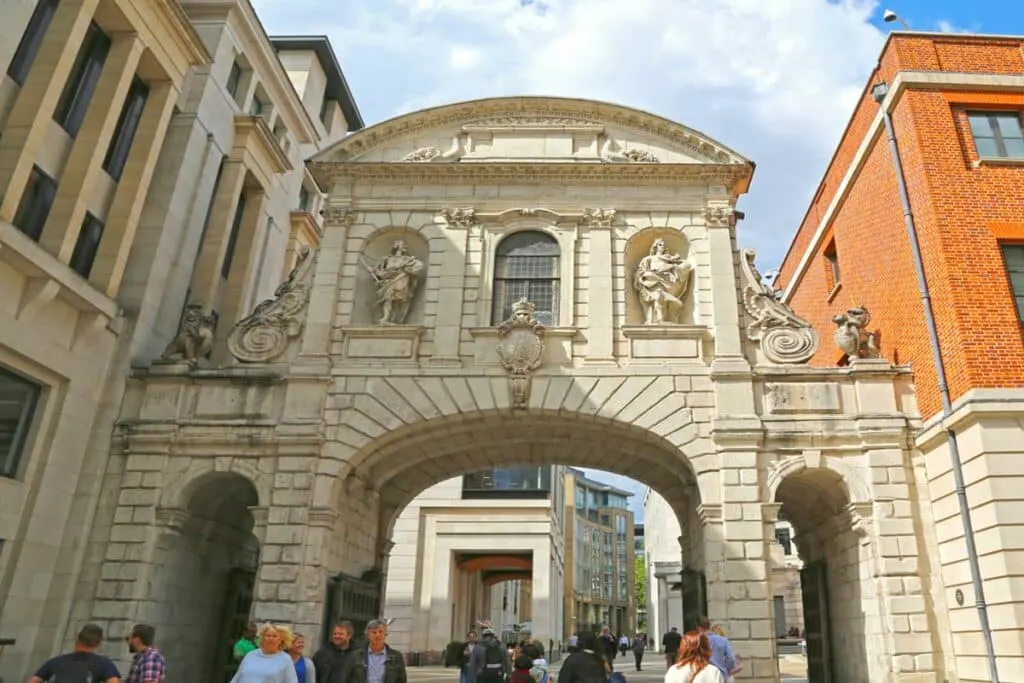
29 624 120 683
469 629 509 683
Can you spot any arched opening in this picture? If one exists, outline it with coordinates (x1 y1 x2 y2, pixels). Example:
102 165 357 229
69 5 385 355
775 466 870 683
491 231 561 325
150 472 260 683
330 410 705 664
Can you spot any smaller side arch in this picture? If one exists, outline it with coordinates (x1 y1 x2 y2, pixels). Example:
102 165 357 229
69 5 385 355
161 458 272 510
765 452 872 505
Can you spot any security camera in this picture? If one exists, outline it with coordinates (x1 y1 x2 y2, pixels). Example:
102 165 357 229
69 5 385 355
882 9 898 23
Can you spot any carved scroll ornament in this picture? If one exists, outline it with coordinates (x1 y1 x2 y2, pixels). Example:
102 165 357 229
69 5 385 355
739 248 818 364
496 298 546 409
227 246 317 363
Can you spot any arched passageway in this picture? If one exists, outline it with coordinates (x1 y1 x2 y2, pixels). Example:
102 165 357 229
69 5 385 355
149 472 260 683
325 409 708 661
774 466 875 683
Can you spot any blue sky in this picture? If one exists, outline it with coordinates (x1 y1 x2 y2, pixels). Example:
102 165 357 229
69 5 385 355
250 0 1024 520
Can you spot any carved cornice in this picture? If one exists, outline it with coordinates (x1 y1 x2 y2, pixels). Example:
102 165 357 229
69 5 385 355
308 507 339 528
314 98 751 166
309 162 750 192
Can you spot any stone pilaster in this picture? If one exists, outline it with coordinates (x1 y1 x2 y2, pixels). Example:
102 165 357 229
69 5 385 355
39 33 145 261
0 0 102 221
429 214 470 366
89 80 179 297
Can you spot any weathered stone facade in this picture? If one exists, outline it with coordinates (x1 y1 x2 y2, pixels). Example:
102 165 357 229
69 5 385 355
60 97 952 683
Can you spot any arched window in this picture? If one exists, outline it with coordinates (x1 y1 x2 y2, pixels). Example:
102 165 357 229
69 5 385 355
492 231 560 325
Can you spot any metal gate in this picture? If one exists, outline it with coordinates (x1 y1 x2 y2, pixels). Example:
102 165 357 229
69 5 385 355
213 568 256 683
800 561 834 683
680 568 707 633
322 570 383 648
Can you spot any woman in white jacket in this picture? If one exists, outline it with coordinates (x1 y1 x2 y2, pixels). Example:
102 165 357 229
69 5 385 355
232 623 300 683
663 632 723 683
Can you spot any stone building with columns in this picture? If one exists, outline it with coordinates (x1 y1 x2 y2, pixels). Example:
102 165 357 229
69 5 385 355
0 1 361 680
47 94 959 683
0 86 965 683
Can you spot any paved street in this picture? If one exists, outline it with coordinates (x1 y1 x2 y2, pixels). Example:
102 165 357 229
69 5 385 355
405 653 809 683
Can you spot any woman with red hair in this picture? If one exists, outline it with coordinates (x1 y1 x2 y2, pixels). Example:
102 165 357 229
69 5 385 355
663 632 724 683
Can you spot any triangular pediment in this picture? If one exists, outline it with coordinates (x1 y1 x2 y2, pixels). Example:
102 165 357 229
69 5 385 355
311 97 750 167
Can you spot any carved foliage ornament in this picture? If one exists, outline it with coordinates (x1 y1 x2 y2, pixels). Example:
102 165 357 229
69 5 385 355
322 207 356 225
228 246 317 363
580 208 616 228
496 298 546 409
401 134 466 162
703 206 735 227
440 207 477 228
739 248 819 364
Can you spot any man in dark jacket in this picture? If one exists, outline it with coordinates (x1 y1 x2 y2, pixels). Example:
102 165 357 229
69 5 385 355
661 627 682 668
314 620 355 683
333 619 407 683
469 628 510 683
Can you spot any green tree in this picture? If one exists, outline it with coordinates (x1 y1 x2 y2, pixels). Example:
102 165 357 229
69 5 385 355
634 556 647 630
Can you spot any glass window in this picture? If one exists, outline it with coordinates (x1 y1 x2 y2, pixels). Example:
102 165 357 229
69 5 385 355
226 61 242 98
298 186 311 212
0 366 42 479
462 466 552 497
53 22 111 138
221 190 247 280
69 212 104 278
249 97 263 117
968 111 1024 159
491 231 560 325
775 527 793 556
103 76 149 181
13 165 57 241
1002 244 1024 322
6 0 59 85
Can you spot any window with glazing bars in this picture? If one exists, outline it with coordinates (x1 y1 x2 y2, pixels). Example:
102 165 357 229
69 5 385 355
491 231 559 325
1001 244 1024 323
968 111 1024 159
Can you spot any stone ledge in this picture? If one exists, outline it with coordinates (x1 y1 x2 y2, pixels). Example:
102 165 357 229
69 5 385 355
337 325 425 363
621 324 709 361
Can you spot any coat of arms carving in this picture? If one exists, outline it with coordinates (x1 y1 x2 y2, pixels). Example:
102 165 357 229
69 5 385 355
496 298 546 409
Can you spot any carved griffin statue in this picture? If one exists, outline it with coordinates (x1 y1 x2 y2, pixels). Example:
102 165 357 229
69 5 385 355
162 304 215 363
833 306 880 360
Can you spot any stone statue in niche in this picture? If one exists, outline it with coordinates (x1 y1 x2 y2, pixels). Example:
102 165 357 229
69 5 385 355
362 239 424 325
161 304 215 363
632 238 694 324
833 306 880 360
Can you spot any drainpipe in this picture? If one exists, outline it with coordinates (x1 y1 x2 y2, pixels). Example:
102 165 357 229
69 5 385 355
872 81 1000 683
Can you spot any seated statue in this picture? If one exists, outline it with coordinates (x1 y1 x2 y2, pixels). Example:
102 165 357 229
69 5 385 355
366 239 424 324
632 238 693 325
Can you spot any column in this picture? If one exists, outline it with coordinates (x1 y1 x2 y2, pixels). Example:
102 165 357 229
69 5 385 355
531 539 554 645
89 80 178 296
429 223 468 366
703 203 746 362
657 576 669 647
586 227 615 363
187 160 247 311
0 0 101 220
213 188 269 355
427 548 454 652
38 34 145 261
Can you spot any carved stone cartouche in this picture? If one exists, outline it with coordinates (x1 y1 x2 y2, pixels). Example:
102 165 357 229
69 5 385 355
832 306 879 360
162 303 215 363
227 246 317 363
631 238 693 325
364 240 425 325
739 248 819 364
496 298 546 409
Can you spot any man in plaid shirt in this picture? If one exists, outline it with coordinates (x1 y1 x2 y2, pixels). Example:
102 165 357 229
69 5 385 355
126 624 166 683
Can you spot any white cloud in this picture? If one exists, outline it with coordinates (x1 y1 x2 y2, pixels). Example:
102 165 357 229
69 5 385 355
449 44 483 70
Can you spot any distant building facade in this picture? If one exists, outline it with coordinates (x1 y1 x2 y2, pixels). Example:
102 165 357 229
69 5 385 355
563 468 635 638
381 465 566 659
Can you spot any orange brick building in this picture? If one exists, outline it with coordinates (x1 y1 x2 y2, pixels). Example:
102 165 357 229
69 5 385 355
776 32 1024 683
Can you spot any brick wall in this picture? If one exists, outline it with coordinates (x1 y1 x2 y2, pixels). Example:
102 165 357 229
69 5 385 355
777 34 1024 419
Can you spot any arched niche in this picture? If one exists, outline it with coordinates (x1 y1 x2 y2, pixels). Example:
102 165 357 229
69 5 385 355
623 228 698 325
352 227 431 325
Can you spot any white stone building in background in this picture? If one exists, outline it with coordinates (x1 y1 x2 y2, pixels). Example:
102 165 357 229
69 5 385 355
643 487 804 645
381 465 566 660
0 0 362 679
